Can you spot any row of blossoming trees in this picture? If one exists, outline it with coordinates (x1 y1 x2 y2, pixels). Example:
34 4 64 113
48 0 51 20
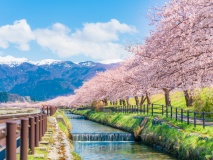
45 0 213 108
43 0 213 108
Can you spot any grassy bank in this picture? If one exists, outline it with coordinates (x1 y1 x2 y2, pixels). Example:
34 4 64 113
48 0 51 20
71 109 142 134
54 111 81 160
71 109 213 160
53 110 72 138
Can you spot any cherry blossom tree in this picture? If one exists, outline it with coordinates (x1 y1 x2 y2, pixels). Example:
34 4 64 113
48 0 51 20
27 0 213 108
128 0 213 106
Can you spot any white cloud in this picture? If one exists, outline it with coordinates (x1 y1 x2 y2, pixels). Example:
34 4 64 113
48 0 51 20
73 19 137 42
34 19 137 60
0 19 137 61
0 19 35 50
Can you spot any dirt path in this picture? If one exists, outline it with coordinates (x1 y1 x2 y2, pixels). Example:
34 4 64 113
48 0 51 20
47 117 73 160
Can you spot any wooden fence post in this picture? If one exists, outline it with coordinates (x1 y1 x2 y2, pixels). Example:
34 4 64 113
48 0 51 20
6 121 17 160
50 107 53 116
162 105 164 116
45 114 47 132
151 104 154 116
39 115 42 141
35 116 39 147
187 111 189 124
137 105 138 114
143 105 145 114
194 112 196 127
147 104 149 115
202 112 205 128
54 107 57 114
42 115 45 136
29 116 35 154
20 118 29 160
181 109 183 122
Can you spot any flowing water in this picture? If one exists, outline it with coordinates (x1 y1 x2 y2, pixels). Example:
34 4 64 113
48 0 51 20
68 114 176 160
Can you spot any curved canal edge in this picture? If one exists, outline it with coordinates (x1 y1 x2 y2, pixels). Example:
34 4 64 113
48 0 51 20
69 109 213 160
53 111 82 160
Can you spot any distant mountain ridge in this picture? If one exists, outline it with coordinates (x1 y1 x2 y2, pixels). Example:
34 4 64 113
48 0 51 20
0 56 118 101
0 92 31 103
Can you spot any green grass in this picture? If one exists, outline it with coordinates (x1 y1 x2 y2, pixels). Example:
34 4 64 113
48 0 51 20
27 147 49 160
72 152 82 160
58 121 69 135
108 87 213 110
142 117 213 159
119 91 187 107
17 136 51 160
58 110 72 130
54 110 72 136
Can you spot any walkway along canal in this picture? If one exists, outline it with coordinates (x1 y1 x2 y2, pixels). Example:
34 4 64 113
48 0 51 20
67 114 175 160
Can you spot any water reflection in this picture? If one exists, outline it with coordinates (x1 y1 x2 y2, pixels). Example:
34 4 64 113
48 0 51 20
71 119 127 133
74 141 175 160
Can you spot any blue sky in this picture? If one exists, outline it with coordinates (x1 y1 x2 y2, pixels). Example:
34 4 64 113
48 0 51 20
0 0 166 63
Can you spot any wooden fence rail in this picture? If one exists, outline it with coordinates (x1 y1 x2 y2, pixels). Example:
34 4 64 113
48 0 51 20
0 106 57 160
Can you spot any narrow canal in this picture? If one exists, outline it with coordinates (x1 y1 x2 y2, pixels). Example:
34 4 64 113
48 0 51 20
67 114 175 160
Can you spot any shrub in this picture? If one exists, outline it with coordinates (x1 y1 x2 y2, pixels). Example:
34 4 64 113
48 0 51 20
91 100 104 111
194 89 213 117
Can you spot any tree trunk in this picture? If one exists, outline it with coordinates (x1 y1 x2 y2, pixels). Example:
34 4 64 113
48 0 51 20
134 96 139 106
163 88 171 106
119 99 122 105
115 100 118 105
184 90 193 107
146 92 151 105
104 99 108 106
140 95 146 106
122 99 126 106
126 97 130 106
110 102 113 105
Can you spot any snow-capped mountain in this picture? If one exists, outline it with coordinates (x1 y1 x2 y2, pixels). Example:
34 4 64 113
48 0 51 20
0 56 117 101
0 55 31 67
0 56 121 67
79 61 97 67
33 59 62 66
0 55 63 67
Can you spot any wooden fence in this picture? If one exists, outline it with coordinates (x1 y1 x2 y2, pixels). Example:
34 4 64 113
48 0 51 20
0 106 57 160
111 104 213 128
